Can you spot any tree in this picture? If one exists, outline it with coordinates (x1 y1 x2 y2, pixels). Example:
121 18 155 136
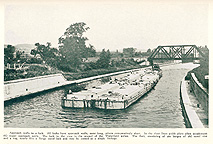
4 45 28 66
147 48 151 53
15 50 24 62
96 49 111 68
58 22 96 69
86 44 96 57
30 42 59 67
123 47 136 57
111 49 123 58
4 45 15 64
135 51 142 57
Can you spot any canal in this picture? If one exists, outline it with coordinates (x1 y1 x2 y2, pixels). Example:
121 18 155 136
4 63 199 128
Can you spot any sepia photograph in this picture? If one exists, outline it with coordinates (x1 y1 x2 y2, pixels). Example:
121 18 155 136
1 0 212 143
3 0 209 128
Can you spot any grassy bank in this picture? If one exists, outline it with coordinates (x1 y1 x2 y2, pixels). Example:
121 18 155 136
4 63 143 82
63 65 142 81
185 59 209 90
4 65 60 81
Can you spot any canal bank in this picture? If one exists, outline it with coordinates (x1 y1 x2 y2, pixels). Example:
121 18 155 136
4 68 143 102
180 73 208 128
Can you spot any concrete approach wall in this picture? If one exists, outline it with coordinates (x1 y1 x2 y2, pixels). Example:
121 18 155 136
4 74 71 101
190 73 209 115
4 68 143 102
180 78 204 128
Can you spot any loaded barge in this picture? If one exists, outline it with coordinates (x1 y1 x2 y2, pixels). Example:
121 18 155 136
61 66 162 110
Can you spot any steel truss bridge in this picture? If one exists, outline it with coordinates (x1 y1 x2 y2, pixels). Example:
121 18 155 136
147 45 206 63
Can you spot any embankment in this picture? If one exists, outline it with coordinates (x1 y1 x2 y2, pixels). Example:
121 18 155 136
4 68 143 102
190 73 209 115
180 73 208 128
4 74 70 101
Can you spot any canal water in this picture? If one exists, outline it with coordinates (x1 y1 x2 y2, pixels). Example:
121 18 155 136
4 63 199 128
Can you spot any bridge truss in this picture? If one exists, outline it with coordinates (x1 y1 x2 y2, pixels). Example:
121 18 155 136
148 45 205 62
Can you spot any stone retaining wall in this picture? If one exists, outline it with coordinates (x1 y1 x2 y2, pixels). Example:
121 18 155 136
190 73 209 115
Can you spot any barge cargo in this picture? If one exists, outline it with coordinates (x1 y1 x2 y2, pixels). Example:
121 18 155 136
61 67 162 110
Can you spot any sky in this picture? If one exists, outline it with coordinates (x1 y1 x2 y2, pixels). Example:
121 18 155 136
4 1 209 52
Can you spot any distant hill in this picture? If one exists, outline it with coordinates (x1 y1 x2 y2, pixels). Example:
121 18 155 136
15 44 35 55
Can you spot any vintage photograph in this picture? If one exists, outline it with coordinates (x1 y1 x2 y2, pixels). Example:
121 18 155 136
4 1 209 129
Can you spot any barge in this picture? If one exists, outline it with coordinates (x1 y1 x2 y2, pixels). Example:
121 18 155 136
61 66 162 110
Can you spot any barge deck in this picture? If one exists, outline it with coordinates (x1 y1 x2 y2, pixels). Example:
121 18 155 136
61 67 162 110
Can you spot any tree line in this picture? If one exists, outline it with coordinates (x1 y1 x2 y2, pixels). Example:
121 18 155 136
5 22 152 72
